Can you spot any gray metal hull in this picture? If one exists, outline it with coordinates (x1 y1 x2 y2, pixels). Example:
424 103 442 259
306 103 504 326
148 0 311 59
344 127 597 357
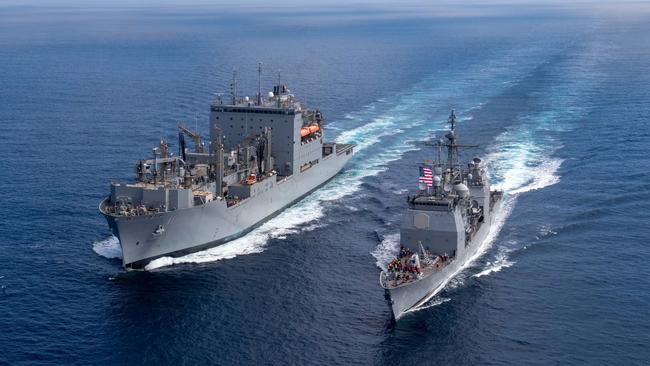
385 209 496 320
102 151 352 269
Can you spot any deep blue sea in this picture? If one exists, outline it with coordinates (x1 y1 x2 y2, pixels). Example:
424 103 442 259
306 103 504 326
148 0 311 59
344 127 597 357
1 2 649 365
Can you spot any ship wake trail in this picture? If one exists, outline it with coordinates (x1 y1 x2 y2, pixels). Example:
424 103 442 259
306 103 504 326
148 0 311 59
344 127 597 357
476 134 566 271
474 246 515 278
474 39 611 278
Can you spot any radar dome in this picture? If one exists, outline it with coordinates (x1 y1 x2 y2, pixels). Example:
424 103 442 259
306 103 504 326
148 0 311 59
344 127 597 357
268 92 274 98
453 183 470 198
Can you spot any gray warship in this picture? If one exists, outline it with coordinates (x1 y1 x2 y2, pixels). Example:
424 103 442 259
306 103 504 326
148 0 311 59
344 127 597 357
100 67 354 270
380 110 503 320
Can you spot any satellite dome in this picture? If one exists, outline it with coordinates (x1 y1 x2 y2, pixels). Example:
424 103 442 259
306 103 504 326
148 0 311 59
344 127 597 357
433 175 442 186
453 183 470 198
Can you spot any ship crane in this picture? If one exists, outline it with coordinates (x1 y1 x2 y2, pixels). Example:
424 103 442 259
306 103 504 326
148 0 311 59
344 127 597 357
178 124 205 153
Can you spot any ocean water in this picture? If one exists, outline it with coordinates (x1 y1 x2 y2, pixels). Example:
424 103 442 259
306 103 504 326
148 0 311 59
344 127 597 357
1 2 650 365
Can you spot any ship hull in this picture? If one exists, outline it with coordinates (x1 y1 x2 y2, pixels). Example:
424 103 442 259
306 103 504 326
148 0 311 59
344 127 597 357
102 149 353 269
385 205 499 320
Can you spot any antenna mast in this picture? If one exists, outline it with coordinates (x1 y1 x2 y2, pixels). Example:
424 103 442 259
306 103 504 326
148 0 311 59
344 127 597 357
277 70 281 107
231 67 237 105
446 109 458 169
257 62 263 106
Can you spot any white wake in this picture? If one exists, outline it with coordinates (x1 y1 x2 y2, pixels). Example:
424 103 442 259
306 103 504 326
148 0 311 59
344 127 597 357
93 236 122 259
474 246 515 278
371 233 400 271
144 199 325 270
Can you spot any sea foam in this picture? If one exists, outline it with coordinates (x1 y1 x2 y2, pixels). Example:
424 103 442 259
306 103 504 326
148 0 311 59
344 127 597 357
92 236 122 259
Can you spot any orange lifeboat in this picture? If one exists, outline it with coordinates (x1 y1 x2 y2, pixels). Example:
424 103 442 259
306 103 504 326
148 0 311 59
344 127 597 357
245 173 257 185
300 123 320 138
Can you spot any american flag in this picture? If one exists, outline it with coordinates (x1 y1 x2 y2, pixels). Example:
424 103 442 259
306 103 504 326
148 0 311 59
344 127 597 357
419 166 433 187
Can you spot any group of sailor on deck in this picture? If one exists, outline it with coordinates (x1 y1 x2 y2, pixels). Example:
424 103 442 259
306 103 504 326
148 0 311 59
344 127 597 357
385 246 423 285
387 247 421 275
384 245 456 286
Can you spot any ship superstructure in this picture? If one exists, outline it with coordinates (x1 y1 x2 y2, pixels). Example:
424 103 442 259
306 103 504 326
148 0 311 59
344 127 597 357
100 67 354 269
380 110 502 320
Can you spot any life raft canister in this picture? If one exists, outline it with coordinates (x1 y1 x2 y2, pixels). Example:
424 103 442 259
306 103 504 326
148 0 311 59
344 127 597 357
246 173 257 185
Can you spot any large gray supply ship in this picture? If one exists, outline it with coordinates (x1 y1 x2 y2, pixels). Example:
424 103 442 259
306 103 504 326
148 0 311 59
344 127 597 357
380 110 502 320
100 69 354 270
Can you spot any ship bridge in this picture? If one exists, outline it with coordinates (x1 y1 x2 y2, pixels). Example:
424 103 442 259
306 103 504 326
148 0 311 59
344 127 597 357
210 81 325 178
